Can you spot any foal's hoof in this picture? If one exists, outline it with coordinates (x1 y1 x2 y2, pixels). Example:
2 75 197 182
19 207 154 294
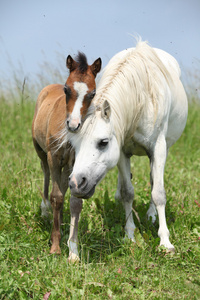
41 199 52 218
50 244 61 255
67 252 80 264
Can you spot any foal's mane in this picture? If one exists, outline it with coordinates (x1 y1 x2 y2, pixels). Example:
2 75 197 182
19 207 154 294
76 52 88 73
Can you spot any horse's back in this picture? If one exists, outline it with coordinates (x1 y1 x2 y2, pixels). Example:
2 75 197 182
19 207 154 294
152 50 187 146
154 48 181 78
102 42 188 153
32 84 66 152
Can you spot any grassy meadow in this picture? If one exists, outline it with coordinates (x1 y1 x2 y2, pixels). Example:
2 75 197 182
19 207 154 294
0 86 200 299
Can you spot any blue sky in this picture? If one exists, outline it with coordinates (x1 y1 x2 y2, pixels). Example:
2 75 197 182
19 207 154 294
0 0 200 84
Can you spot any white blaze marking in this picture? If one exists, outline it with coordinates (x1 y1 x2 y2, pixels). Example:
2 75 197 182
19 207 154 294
70 82 88 122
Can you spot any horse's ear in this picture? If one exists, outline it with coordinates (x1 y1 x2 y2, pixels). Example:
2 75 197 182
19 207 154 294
66 55 76 72
101 100 111 120
91 57 102 77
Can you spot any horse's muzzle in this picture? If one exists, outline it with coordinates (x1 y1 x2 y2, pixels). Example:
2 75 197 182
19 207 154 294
69 173 96 199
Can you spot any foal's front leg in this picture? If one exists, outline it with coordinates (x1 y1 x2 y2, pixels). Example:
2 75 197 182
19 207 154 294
115 152 136 240
48 152 63 254
60 161 82 261
149 135 175 251
68 196 82 262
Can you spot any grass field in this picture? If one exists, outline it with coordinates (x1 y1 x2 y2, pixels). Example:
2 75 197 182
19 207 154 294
0 93 199 299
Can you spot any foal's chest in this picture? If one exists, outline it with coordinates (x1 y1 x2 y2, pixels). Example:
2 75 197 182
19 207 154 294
60 143 75 168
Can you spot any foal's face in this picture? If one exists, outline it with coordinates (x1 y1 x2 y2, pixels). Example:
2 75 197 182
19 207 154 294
64 54 101 132
65 70 96 132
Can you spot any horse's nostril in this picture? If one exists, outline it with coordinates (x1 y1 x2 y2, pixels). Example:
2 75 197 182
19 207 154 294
79 177 87 189
69 180 75 190
69 174 87 192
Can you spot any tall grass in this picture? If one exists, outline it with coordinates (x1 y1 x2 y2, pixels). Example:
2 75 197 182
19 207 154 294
0 68 200 299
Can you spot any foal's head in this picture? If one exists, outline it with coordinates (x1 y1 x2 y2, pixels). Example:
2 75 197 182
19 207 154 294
64 52 101 132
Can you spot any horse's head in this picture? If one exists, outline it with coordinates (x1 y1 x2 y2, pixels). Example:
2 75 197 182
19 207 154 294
64 52 101 132
69 100 120 198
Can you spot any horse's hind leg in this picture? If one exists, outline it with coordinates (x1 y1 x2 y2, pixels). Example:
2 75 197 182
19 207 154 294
115 152 136 241
149 135 174 251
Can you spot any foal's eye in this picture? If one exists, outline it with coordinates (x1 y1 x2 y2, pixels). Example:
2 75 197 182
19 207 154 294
98 138 109 149
87 89 96 102
64 84 71 104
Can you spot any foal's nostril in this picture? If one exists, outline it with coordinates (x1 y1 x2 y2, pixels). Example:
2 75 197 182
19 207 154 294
71 123 81 132
67 122 81 132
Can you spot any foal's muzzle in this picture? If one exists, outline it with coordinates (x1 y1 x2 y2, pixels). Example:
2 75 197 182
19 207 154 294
67 120 81 132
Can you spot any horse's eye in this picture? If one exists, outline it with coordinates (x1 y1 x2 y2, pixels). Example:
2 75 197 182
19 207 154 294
98 138 109 149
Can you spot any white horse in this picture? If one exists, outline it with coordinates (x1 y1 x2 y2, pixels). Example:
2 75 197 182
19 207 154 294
67 41 188 261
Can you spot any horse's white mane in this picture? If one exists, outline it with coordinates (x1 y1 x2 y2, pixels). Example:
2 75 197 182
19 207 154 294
93 41 177 144
70 41 179 147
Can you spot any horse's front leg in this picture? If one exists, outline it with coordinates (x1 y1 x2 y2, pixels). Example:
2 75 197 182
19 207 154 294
48 152 63 254
148 135 175 251
146 168 157 223
68 196 82 262
115 152 136 241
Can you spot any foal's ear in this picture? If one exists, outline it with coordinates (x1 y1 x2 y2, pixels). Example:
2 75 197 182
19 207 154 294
66 55 76 72
90 57 102 77
101 100 111 120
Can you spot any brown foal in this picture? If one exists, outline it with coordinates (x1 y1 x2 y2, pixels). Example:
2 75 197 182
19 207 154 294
32 52 101 259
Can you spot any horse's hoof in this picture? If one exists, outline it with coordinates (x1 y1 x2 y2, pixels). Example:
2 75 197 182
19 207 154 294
165 247 175 254
50 245 61 255
159 244 175 254
67 252 80 263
